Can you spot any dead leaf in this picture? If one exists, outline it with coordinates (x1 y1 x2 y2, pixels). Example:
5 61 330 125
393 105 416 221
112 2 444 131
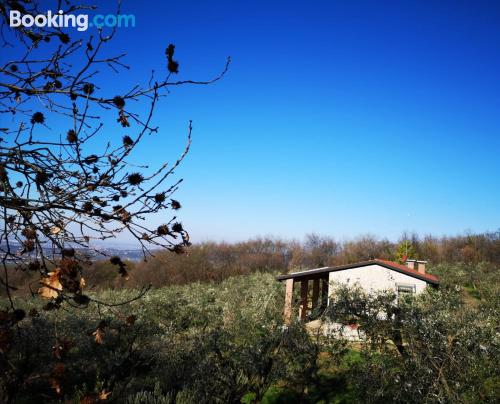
38 270 63 299
50 226 62 235
79 277 86 290
92 328 105 344
99 390 111 400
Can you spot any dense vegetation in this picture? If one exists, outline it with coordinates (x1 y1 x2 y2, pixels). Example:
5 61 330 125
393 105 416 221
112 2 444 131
1 259 498 403
4 230 500 294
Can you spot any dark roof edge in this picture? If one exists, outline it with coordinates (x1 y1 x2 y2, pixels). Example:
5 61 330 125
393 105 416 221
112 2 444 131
276 260 440 285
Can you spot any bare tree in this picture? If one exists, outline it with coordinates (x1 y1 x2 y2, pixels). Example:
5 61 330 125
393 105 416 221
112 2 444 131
0 0 230 311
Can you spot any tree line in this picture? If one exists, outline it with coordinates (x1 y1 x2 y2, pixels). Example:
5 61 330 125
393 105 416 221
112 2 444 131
4 230 498 293
96 230 500 288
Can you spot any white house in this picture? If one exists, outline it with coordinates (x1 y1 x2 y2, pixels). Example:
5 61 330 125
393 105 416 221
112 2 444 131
276 259 439 324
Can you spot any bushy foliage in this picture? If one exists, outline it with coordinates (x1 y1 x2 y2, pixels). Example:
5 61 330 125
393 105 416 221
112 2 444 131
326 273 500 403
0 273 323 402
1 261 498 402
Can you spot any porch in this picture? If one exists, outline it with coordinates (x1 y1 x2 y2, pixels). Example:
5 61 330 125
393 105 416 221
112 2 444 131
279 273 330 324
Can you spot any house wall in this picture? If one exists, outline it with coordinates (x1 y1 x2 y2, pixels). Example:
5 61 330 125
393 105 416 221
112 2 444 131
325 264 429 340
328 263 428 295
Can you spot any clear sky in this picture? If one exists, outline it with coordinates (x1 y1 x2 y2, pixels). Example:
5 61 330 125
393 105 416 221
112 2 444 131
11 0 500 243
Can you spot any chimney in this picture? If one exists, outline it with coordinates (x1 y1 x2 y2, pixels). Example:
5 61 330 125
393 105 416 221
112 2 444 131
417 260 427 274
406 259 416 270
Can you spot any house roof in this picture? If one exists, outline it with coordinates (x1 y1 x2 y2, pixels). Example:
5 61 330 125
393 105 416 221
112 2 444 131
276 259 440 285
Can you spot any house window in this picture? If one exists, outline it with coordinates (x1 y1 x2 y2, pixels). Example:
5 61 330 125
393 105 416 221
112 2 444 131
397 284 415 297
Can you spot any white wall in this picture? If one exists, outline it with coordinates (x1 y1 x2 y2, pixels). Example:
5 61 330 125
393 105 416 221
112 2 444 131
324 264 429 339
328 264 428 295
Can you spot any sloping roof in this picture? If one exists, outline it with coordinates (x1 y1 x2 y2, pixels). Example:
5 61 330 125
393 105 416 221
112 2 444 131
276 259 440 285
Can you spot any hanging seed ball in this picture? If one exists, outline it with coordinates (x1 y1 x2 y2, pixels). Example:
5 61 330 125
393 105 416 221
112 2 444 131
82 201 93 212
127 173 144 186
54 80 62 89
16 181 23 188
113 96 125 108
58 33 70 44
154 193 166 203
120 190 128 198
10 64 18 72
35 171 49 184
168 60 179 74
31 112 45 124
112 195 120 202
66 129 77 143
172 222 183 232
122 135 133 148
120 210 131 223
82 83 94 95
157 225 169 236
22 227 36 239
170 199 181 210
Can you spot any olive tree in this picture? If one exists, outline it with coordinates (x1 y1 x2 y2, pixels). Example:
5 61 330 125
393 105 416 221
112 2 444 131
326 284 499 403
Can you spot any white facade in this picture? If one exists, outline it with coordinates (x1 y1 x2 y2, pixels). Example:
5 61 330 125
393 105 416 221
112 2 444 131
324 263 430 340
328 263 428 295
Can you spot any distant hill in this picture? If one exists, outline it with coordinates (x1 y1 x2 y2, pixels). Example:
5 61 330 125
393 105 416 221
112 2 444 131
0 240 145 262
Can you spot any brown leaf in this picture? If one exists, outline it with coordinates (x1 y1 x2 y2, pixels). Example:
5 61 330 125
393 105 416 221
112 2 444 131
92 328 105 344
50 226 62 235
38 269 63 299
99 390 111 400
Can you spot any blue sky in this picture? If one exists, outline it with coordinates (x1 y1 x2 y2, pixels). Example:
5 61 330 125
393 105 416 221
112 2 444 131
10 0 500 243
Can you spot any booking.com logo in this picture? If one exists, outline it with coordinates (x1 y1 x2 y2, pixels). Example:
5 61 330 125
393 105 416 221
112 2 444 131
9 10 135 32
